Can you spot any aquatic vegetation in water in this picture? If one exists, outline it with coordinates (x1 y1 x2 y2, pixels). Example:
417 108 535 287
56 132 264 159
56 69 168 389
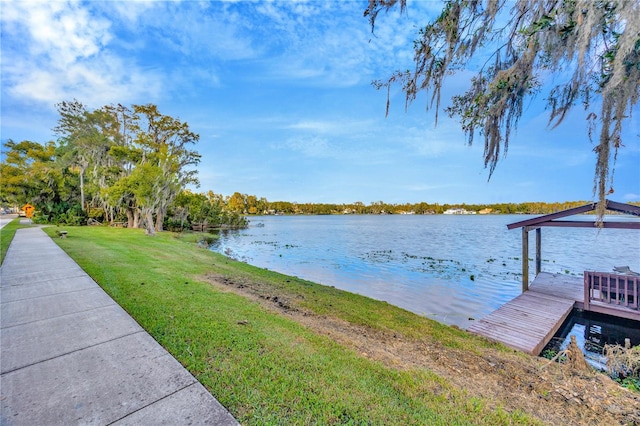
360 249 395 263
250 240 300 249
358 249 531 283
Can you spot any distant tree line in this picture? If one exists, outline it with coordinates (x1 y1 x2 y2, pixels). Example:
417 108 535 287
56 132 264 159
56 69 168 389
218 193 639 216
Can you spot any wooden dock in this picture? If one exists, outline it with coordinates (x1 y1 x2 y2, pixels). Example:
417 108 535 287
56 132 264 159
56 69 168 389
492 200 640 355
467 272 584 355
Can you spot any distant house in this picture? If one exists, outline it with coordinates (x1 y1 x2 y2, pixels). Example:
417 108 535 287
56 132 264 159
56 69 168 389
478 208 493 215
443 208 475 215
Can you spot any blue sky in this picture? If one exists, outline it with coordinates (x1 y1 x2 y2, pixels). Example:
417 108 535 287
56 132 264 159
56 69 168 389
2 0 639 205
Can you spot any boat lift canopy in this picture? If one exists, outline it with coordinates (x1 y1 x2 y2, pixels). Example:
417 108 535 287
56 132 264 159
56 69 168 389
506 199 640 292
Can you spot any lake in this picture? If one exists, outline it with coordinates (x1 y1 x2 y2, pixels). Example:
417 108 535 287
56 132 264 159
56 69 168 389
209 214 640 329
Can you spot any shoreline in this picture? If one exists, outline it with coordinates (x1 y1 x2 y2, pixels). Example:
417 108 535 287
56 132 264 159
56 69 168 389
2 222 638 424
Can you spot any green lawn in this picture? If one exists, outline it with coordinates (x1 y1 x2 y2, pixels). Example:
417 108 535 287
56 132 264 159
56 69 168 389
0 217 21 264
42 225 535 425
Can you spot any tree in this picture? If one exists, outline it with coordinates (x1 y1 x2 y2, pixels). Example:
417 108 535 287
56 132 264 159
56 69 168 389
2 101 205 230
103 168 139 227
54 100 119 212
246 194 259 214
131 104 201 232
0 140 61 206
100 104 142 226
0 139 84 223
227 192 247 213
127 162 165 235
94 103 200 232
367 0 639 218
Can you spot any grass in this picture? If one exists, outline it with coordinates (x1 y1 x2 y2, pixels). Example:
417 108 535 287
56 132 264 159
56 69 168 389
41 225 536 425
0 217 22 264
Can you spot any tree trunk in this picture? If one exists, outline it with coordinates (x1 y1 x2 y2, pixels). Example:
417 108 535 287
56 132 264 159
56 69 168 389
126 208 134 228
143 209 155 236
133 209 140 229
155 206 164 232
79 168 86 212
180 207 188 231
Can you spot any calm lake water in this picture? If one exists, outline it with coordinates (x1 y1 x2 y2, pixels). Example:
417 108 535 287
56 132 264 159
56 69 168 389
210 214 640 329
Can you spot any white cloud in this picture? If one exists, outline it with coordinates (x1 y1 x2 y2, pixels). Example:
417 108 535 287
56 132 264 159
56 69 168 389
285 120 339 132
107 0 156 24
1 0 424 112
1 0 163 108
174 9 259 61
283 136 332 158
242 1 421 87
404 183 456 192
7 69 65 104
388 119 470 158
284 119 374 135
7 1 112 67
4 51 164 108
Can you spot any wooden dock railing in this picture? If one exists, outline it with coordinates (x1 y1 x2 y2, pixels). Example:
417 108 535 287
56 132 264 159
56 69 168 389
584 271 639 320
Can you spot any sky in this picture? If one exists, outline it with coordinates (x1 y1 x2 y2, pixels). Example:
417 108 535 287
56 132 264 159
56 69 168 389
1 0 639 205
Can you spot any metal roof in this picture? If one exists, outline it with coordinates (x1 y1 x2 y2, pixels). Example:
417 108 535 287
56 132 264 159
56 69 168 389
506 199 640 230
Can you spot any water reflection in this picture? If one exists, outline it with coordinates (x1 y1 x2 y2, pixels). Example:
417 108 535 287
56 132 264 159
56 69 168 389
210 215 640 329
546 311 640 370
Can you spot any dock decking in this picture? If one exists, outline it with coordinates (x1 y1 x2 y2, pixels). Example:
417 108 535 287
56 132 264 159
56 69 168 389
494 200 640 355
467 272 584 355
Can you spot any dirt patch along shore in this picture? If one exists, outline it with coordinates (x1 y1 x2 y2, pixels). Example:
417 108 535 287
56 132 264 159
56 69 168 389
203 272 640 426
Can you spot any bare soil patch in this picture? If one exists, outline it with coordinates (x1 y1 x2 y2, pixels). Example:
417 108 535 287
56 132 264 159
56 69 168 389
202 272 640 425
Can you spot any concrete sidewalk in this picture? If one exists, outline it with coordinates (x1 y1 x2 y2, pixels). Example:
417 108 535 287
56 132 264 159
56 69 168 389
1 227 239 425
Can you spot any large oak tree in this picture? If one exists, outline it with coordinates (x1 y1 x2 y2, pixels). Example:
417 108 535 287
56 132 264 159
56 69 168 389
53 102 200 234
